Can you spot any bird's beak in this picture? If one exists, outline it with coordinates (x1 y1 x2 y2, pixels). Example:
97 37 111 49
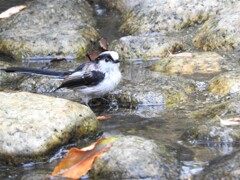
114 60 120 63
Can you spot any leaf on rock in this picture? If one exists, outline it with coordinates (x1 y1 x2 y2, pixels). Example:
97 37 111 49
51 138 118 179
0 5 26 19
86 50 101 61
99 37 108 51
168 51 193 58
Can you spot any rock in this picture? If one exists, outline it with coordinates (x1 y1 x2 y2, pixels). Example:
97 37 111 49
110 34 185 60
193 149 240 179
0 91 99 164
193 1 240 51
208 71 240 97
106 0 236 60
181 116 240 144
108 74 189 108
151 52 223 75
103 0 143 14
106 0 234 35
0 0 99 60
92 136 178 179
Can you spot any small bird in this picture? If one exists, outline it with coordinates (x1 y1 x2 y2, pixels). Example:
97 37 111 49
1 51 121 105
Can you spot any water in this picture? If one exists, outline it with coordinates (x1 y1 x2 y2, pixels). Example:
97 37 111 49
1 0 240 179
0 0 32 13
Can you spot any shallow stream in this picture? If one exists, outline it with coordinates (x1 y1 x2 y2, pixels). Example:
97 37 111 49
1 0 240 179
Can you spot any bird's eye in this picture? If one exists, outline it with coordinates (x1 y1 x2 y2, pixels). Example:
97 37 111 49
105 58 111 62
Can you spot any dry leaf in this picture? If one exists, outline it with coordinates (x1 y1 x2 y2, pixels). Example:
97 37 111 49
99 37 108 51
0 5 26 19
97 115 112 120
216 115 240 126
86 50 101 61
51 138 117 179
168 51 193 58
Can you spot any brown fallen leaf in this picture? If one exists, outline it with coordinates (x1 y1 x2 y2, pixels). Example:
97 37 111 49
86 50 102 61
0 5 26 19
51 137 117 179
99 37 108 51
97 115 112 120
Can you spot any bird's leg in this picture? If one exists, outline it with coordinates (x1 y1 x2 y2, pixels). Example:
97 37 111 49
81 96 90 107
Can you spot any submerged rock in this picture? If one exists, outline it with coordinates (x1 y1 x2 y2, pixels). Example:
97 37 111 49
92 136 178 179
194 149 240 179
0 0 99 60
193 1 240 51
151 52 223 75
0 91 99 164
181 115 240 145
208 71 240 97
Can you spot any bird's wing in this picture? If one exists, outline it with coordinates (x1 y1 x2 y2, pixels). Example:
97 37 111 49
55 70 105 90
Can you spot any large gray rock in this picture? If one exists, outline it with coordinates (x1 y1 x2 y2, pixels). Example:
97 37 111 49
110 34 185 60
0 91 99 164
0 0 99 60
106 0 237 60
92 136 178 179
193 1 240 51
106 0 235 35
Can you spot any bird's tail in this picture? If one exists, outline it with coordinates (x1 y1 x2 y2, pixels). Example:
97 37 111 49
1 67 71 78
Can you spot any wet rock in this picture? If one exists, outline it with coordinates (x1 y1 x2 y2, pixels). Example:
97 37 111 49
108 74 189 108
106 0 234 35
193 149 240 179
0 61 25 90
208 71 240 97
181 116 240 144
0 91 99 164
193 1 240 51
151 52 223 75
92 136 178 179
190 102 227 120
110 34 185 60
0 0 99 60
18 76 62 94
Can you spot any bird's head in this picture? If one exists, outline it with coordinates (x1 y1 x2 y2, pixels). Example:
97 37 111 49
96 51 120 64
95 51 120 72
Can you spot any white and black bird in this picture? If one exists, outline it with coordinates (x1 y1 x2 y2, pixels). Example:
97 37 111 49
1 51 121 105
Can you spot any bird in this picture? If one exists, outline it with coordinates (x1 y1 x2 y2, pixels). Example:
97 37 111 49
1 51 122 105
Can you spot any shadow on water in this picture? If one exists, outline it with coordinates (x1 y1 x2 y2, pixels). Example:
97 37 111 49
1 0 240 179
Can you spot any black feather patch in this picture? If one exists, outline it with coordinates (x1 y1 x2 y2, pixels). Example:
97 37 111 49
1 67 69 77
95 54 114 63
55 70 105 90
